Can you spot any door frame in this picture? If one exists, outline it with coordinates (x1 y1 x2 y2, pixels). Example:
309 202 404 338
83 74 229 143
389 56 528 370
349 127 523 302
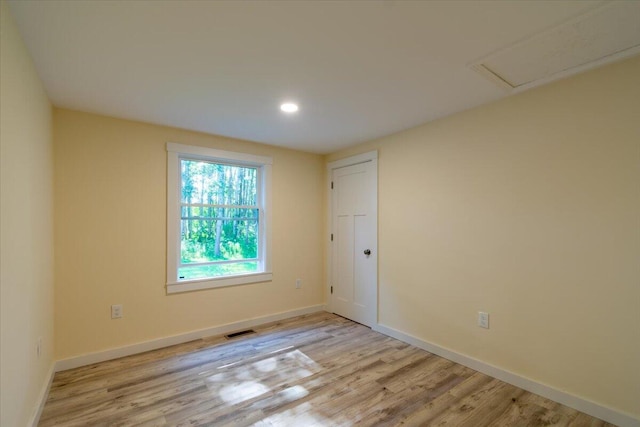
326 151 378 324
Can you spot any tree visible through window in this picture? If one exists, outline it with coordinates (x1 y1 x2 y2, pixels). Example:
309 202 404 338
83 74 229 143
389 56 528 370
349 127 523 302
166 143 271 293
180 159 259 280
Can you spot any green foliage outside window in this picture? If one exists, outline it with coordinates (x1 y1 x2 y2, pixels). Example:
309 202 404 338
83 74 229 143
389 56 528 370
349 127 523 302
179 159 259 278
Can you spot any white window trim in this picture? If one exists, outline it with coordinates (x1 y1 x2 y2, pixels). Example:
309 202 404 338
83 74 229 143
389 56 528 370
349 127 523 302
166 142 272 294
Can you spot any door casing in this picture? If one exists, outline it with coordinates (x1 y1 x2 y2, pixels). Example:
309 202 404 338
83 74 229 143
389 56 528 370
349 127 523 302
326 151 378 326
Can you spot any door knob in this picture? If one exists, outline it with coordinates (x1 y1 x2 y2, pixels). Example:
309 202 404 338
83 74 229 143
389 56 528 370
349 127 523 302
364 249 371 256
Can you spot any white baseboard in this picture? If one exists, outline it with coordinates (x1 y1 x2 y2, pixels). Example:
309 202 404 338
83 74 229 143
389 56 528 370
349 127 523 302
55 304 324 372
28 361 55 427
46 307 638 427
372 323 639 427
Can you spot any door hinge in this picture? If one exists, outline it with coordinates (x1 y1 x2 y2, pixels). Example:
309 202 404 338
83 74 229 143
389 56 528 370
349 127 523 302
331 233 333 241
331 286 333 294
331 181 334 189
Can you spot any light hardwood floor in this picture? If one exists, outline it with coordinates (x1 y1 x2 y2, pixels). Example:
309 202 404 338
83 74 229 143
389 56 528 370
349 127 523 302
40 312 615 426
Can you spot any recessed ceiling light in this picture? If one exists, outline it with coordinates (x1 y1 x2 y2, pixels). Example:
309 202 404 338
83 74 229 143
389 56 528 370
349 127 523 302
280 102 299 113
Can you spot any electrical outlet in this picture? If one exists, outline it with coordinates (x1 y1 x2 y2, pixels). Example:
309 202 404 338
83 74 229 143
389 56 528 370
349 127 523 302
478 311 489 329
36 337 42 358
111 304 123 319
295 279 302 289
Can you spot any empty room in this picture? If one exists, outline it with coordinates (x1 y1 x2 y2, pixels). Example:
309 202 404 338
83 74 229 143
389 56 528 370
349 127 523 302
1 1 639 426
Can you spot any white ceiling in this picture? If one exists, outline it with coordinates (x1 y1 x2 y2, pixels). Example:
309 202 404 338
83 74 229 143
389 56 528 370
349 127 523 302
7 0 640 154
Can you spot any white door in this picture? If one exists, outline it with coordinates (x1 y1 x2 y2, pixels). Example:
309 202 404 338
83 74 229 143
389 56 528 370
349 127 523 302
330 154 377 327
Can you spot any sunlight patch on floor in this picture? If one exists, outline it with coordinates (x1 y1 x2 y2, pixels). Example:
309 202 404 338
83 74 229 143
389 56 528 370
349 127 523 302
204 348 321 405
254 356 277 372
279 385 309 401
253 401 329 427
219 380 270 404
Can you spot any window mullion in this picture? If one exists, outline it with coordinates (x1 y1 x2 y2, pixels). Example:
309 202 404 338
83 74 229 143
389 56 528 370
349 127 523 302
180 203 258 209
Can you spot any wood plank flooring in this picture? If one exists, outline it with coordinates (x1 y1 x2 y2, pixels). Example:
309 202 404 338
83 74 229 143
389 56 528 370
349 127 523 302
39 312 616 426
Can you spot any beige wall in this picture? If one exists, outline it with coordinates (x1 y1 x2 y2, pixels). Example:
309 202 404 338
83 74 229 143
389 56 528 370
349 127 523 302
53 109 325 360
327 56 640 417
0 2 55 425
3 0 637 419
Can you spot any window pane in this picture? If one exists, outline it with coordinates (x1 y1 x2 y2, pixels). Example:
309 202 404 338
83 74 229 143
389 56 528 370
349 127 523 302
181 216 258 263
181 159 257 206
181 206 259 220
178 261 258 280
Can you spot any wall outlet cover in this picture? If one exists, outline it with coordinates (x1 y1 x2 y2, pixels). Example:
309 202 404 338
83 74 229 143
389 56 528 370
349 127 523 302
111 304 123 319
478 311 490 329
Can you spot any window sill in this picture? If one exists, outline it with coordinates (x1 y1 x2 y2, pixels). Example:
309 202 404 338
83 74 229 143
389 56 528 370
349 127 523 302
166 272 273 294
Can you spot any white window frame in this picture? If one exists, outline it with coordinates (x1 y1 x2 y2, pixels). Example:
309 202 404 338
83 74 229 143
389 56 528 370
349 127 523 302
166 142 272 294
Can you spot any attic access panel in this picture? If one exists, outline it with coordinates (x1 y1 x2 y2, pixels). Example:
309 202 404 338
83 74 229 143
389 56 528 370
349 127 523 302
471 2 640 91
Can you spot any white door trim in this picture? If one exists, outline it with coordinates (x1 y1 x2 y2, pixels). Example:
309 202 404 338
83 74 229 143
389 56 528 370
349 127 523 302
326 151 378 323
327 151 378 170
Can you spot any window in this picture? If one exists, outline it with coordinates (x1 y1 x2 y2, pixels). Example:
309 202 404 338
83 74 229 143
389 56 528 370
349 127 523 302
166 143 272 293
